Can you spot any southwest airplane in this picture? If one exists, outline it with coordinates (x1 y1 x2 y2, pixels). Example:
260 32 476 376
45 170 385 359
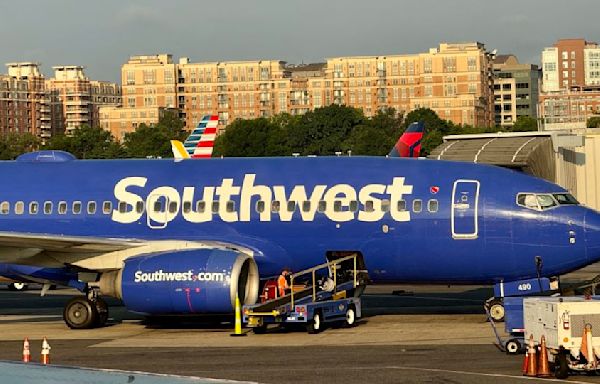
1 123 599 330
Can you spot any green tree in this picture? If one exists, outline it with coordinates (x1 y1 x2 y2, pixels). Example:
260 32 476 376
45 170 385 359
343 108 403 155
587 116 600 128
511 116 538 131
45 125 124 159
214 117 291 157
0 132 40 160
402 108 454 155
122 110 186 158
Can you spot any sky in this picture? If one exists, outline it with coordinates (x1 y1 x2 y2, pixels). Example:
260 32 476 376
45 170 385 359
0 0 598 82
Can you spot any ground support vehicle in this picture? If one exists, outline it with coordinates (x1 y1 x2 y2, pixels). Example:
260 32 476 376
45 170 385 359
487 296 526 354
243 254 367 334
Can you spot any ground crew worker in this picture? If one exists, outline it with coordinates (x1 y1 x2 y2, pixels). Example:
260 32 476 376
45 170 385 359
277 268 290 297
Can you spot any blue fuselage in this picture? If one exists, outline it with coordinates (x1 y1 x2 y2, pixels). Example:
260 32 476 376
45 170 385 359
2 156 600 285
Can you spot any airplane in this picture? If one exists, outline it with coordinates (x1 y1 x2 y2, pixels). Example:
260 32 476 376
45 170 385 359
388 121 424 158
0 146 599 330
171 115 218 159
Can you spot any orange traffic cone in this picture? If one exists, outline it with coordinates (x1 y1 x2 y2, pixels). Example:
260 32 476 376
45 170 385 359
537 335 551 377
41 337 51 365
521 351 529 375
525 335 537 377
22 337 30 363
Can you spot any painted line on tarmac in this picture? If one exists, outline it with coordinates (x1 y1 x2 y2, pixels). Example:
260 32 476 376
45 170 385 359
385 366 585 383
367 294 483 303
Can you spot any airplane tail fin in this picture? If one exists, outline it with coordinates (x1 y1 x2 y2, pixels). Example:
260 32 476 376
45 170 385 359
388 121 425 158
182 115 218 159
171 140 190 160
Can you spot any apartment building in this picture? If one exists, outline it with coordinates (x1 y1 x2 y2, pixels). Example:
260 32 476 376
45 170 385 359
540 39 600 129
0 63 52 139
492 55 540 127
99 105 174 140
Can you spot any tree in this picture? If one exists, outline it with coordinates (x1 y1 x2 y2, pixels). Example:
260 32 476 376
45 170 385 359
343 108 403 155
511 116 538 131
587 116 600 128
0 132 40 160
122 110 186 158
45 125 124 159
214 117 291 157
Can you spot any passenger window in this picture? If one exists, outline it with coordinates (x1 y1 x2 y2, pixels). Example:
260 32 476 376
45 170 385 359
413 199 422 213
72 201 82 214
287 201 296 212
349 200 358 212
211 201 219 213
183 201 192 214
302 201 311 212
87 201 97 214
317 201 327 213
168 201 178 213
58 201 67 215
428 199 439 213
14 201 24 215
1 201 10 215
271 201 281 213
118 201 128 213
364 201 374 213
334 201 342 212
44 201 53 215
136 201 144 214
226 201 235 213
381 199 390 212
103 201 112 214
196 201 206 213
153 201 163 212
29 202 39 215
397 200 406 211
256 201 265 213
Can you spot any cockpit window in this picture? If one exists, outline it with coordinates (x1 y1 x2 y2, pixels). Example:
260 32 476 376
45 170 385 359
517 193 563 211
553 193 579 205
517 193 539 210
537 194 557 210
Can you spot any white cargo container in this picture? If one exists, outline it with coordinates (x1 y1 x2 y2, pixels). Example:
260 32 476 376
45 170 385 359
524 297 600 378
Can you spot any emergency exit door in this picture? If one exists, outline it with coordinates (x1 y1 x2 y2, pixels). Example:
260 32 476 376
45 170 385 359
451 180 480 239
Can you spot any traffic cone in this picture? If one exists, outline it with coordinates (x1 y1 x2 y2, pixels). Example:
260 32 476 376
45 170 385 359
537 335 551 377
230 296 246 337
22 337 30 363
41 337 51 365
525 335 537 377
521 351 529 375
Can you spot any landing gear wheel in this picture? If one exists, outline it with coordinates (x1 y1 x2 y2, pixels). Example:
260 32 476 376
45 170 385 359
63 297 98 329
345 305 356 327
505 338 521 355
488 298 505 322
555 348 569 379
94 297 109 327
307 311 323 334
8 282 27 291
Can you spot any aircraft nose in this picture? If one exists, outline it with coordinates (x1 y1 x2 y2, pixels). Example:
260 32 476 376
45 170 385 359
585 209 600 260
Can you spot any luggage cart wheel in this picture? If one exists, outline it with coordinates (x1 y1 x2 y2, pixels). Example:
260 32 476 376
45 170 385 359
505 339 521 355
488 298 505 322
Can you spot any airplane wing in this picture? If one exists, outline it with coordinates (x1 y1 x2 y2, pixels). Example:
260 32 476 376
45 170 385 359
0 231 254 271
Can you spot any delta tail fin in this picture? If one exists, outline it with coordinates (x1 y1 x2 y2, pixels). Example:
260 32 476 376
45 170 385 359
388 121 425 158
171 115 218 160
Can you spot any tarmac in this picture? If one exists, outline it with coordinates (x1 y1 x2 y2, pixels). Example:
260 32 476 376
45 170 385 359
3 264 600 383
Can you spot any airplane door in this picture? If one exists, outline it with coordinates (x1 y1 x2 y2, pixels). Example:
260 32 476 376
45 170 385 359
146 194 170 229
451 180 480 239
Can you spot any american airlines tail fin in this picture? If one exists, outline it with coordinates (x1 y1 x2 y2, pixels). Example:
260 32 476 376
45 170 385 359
171 115 218 160
388 121 425 158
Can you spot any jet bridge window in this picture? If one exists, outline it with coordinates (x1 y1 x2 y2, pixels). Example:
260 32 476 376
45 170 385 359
72 201 82 215
14 201 24 215
0 201 9 215
87 201 97 215
43 202 52 215
58 201 67 215
29 202 39 215
103 201 112 214
413 199 422 213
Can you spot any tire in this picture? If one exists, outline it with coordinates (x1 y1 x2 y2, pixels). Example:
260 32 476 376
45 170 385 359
8 282 27 291
555 349 569 379
488 299 505 322
63 297 98 329
345 305 356 327
94 297 109 327
307 311 323 334
505 339 521 355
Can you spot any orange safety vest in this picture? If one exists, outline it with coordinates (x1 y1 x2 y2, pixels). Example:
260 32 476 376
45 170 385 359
277 274 288 297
